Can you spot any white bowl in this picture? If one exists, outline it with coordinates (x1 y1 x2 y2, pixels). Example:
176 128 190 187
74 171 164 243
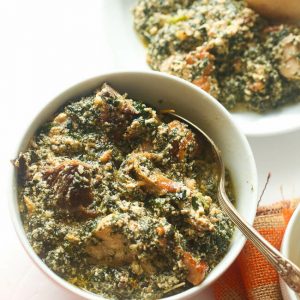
9 71 258 300
280 204 300 300
100 0 300 137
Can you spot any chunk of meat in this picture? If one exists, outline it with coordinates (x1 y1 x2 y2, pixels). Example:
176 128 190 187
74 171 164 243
14 152 31 185
86 213 141 266
278 34 300 80
168 120 200 161
128 152 183 195
95 83 138 128
86 215 135 266
43 160 94 216
153 174 182 193
86 213 167 274
182 251 208 285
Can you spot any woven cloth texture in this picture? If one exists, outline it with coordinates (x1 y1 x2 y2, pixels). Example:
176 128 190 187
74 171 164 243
213 199 300 300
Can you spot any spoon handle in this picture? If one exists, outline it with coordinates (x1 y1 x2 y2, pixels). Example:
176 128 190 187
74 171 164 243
218 178 300 294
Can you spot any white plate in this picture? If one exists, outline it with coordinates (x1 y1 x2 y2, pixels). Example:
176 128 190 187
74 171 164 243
100 0 300 137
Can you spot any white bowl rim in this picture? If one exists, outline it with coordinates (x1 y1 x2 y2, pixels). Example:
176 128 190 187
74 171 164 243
281 204 300 257
9 70 258 300
280 204 300 300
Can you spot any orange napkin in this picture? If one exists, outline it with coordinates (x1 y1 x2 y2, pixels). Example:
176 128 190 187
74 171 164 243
213 200 300 300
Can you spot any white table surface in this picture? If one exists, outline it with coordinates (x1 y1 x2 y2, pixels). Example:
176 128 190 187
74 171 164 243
2 0 300 299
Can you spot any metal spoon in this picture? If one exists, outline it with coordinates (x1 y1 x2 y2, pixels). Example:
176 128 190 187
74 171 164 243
168 112 300 294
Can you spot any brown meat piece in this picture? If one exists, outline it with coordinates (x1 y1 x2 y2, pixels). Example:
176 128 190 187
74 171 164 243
43 160 94 215
125 152 183 196
168 120 200 161
94 83 139 140
14 152 31 185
